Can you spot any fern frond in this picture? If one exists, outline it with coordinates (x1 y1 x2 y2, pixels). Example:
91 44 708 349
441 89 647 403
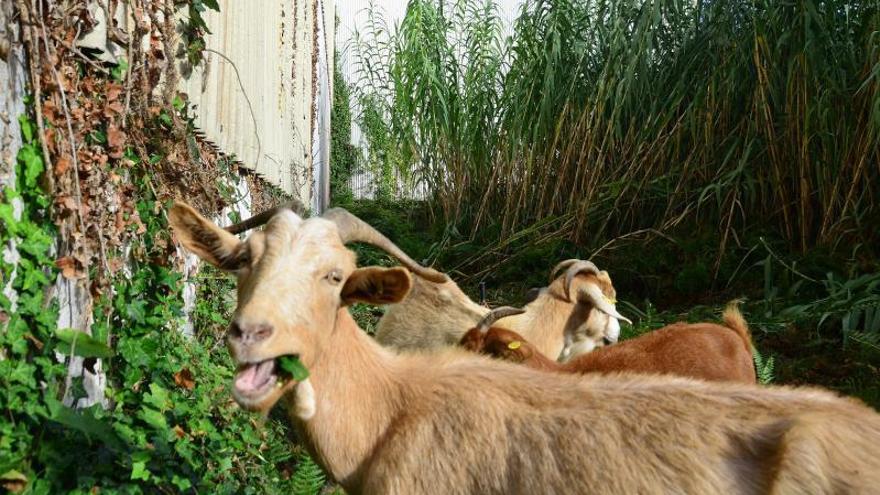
752 347 776 385
291 452 326 495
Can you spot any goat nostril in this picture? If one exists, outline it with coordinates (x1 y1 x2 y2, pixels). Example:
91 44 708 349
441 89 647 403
229 321 243 340
229 320 273 344
253 324 273 342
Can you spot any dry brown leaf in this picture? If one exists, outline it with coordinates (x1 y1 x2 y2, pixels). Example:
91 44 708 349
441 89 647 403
70 105 85 121
45 51 59 68
82 77 96 93
55 195 77 211
108 257 125 273
105 101 125 116
43 127 57 153
42 98 59 125
55 256 84 279
172 425 187 440
55 155 71 176
24 333 44 351
153 236 168 251
174 368 195 390
107 84 123 102
114 210 125 233
132 211 147 234
107 125 125 158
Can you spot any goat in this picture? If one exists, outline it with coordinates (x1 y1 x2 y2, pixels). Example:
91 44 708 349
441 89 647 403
461 304 757 384
171 201 880 495
375 259 631 361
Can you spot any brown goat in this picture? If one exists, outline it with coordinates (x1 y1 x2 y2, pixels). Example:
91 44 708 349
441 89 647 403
461 304 757 383
171 202 880 494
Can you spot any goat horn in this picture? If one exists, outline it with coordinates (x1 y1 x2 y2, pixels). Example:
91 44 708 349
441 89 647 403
560 260 601 302
476 306 526 334
321 208 449 283
577 283 632 324
224 200 308 234
549 259 578 283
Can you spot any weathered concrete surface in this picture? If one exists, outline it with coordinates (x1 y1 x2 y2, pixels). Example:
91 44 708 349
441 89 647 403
1 0 27 320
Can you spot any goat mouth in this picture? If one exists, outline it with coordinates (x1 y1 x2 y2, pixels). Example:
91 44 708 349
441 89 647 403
233 355 299 400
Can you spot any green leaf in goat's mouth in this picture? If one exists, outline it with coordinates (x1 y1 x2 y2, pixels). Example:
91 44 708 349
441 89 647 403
276 355 309 382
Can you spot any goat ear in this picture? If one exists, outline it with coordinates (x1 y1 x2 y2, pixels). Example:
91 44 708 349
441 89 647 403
341 266 412 305
524 287 543 304
168 201 248 270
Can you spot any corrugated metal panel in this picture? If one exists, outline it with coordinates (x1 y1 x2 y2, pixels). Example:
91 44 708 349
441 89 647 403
178 0 334 201
312 0 333 212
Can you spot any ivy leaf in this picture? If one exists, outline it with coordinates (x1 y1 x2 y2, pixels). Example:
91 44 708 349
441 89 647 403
111 58 129 83
126 299 147 324
18 114 33 142
130 461 149 481
188 4 210 33
46 398 124 451
144 383 171 411
0 203 17 235
202 0 220 11
157 268 182 288
158 111 173 127
17 144 43 189
139 407 168 431
276 355 309 381
171 475 192 491
123 147 140 164
88 129 107 145
55 329 114 359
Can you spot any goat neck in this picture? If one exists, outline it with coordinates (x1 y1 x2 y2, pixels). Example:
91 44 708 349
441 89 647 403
294 308 402 488
497 278 586 359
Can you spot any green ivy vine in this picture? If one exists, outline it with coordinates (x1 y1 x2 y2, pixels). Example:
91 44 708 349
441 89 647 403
0 100 326 495
0 106 65 494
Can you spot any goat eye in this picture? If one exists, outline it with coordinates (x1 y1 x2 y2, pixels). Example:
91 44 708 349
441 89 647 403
325 269 343 285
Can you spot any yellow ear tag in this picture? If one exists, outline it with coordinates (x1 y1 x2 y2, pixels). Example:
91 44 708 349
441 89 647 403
508 341 522 350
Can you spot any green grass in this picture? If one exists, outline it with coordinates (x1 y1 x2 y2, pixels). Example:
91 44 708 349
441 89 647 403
352 0 880 259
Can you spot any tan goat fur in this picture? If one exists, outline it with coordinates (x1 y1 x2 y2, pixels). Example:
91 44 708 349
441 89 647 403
170 202 880 495
375 268 623 360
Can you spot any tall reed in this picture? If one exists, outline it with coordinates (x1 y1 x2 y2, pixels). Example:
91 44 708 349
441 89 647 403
353 0 880 255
